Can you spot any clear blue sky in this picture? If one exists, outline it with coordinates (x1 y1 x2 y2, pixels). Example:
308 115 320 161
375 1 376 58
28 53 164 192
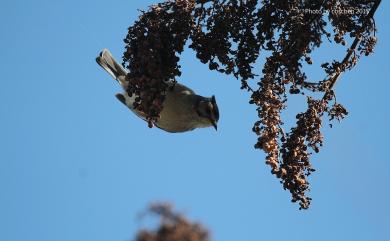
1 1 389 241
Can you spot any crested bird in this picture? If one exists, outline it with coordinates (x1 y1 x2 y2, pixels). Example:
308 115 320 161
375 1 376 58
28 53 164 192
96 49 219 133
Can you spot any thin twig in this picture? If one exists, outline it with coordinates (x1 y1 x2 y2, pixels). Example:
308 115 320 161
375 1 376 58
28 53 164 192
323 0 381 99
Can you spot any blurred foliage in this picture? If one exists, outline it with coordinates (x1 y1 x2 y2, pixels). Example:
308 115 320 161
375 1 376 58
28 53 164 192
136 203 210 241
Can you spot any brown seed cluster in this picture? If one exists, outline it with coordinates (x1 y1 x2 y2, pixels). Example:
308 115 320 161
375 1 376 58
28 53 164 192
123 0 196 126
136 203 210 241
123 0 380 209
280 97 326 209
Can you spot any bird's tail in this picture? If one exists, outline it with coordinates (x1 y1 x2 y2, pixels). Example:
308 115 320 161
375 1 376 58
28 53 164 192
96 49 127 85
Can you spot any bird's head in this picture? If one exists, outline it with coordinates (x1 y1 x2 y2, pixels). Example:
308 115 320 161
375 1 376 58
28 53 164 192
196 95 219 130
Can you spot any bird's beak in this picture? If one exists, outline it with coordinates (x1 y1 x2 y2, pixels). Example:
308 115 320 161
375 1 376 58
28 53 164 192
211 119 218 131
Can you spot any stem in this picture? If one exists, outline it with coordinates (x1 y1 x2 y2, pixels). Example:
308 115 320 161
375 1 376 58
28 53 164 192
323 0 381 99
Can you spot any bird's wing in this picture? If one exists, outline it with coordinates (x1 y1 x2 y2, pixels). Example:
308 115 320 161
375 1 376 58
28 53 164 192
116 93 148 120
170 82 196 95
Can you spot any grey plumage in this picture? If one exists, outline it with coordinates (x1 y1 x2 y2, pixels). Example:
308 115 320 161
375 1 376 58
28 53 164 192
96 49 219 133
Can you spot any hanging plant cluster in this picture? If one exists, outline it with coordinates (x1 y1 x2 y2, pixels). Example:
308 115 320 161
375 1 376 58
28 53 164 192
122 0 381 209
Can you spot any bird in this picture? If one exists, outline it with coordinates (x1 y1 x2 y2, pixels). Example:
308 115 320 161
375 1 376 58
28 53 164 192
96 49 219 133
